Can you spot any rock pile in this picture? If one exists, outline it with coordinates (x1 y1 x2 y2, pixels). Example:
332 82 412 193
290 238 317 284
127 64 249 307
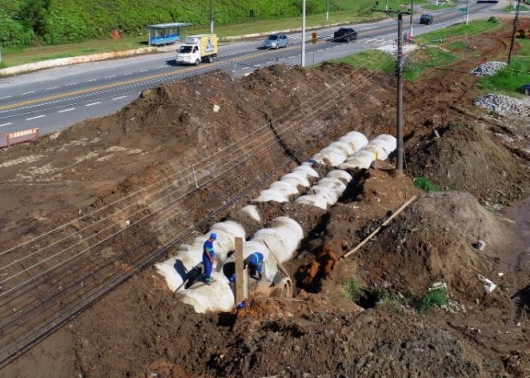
471 61 507 77
475 93 530 117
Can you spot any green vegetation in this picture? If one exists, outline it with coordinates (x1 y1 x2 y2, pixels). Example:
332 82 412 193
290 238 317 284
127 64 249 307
404 47 457 81
478 39 530 94
375 289 409 312
0 0 380 48
504 4 530 12
417 288 448 313
413 177 441 192
323 50 395 74
447 41 467 51
414 19 501 44
422 3 454 10
341 277 366 303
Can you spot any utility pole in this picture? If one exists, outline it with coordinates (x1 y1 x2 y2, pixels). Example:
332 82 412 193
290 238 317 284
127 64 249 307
396 12 405 173
465 0 470 25
373 7 411 173
386 0 389 11
326 0 329 21
210 0 214 34
409 0 414 40
302 0 306 67
508 0 521 65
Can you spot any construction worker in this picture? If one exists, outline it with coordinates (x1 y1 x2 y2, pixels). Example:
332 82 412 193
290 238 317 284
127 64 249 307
202 233 217 284
244 252 264 282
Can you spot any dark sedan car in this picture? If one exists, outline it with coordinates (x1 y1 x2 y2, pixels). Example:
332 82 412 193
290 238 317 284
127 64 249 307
420 14 434 25
333 27 358 42
521 84 530 96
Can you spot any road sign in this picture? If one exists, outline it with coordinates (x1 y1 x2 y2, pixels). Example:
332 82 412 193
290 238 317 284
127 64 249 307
459 7 468 11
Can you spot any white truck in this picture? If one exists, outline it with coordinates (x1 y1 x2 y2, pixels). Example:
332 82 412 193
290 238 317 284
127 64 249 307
176 34 218 65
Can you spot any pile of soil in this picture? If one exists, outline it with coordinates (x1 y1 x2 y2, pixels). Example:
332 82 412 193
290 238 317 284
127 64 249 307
2 19 530 378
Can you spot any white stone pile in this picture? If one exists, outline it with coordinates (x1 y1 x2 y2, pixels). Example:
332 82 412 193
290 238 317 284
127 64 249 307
471 61 507 77
474 93 530 117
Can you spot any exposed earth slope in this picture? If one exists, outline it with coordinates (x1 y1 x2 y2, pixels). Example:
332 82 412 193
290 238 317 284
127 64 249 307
1 20 530 378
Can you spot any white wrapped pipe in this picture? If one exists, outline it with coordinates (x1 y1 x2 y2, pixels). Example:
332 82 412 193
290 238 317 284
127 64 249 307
292 164 319 178
238 204 261 222
373 134 397 150
270 181 301 196
340 131 369 151
156 221 245 292
295 170 351 210
254 188 290 203
338 150 377 170
339 134 397 170
221 217 304 283
179 272 235 313
280 172 311 188
329 141 355 156
325 169 353 184
294 194 329 210
312 146 347 167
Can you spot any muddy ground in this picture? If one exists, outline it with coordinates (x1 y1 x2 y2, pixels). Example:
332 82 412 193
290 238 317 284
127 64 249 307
1 19 530 378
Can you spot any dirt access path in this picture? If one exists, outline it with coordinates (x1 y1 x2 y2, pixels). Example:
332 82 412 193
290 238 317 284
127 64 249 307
1 19 530 378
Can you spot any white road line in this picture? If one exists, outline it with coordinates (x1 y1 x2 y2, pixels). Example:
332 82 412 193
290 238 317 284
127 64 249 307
58 108 75 113
0 122 13 128
46 86 58 90
105 75 117 79
85 102 101 107
112 96 128 100
87 79 96 82
22 91 35 95
66 83 77 86
0 96 11 100
27 115 45 121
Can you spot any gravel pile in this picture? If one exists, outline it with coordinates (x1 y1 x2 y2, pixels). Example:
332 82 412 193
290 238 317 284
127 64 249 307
471 61 507 77
475 93 530 117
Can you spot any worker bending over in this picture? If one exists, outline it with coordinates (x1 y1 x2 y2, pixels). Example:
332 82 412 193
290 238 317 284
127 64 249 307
244 252 264 282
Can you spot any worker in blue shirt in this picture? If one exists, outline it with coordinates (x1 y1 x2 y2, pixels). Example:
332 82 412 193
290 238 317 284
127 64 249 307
202 233 217 284
244 252 264 282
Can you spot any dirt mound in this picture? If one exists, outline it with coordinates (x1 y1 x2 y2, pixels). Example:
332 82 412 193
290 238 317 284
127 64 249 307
357 191 513 302
407 118 529 207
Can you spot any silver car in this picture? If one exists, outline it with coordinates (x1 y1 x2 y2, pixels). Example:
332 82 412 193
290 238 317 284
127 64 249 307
262 34 289 49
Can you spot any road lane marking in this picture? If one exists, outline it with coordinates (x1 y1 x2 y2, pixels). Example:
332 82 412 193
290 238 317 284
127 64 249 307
85 102 101 107
0 122 13 127
58 108 75 113
26 115 45 120
112 96 128 100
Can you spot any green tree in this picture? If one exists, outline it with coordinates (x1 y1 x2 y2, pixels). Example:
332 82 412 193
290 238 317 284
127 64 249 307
20 0 51 38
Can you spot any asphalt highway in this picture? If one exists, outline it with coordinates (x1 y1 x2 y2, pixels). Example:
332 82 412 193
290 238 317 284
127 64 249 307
0 1 497 142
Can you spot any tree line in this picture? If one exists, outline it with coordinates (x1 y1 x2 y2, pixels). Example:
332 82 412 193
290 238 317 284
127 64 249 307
0 0 339 47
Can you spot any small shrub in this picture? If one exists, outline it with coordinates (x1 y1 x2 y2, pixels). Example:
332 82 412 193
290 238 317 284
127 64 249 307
488 16 499 24
417 288 448 313
413 176 440 192
341 278 365 303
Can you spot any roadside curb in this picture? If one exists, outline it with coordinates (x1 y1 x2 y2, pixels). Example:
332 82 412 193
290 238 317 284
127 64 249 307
0 46 158 77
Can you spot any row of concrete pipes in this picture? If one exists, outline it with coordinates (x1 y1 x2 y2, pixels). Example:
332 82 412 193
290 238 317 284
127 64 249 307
156 132 396 313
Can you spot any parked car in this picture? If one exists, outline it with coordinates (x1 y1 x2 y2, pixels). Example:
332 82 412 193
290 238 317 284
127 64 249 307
333 27 358 42
521 84 530 96
262 34 289 49
420 14 434 25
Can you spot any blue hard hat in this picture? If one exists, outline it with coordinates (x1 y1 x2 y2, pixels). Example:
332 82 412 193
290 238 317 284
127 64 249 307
210 232 217 240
